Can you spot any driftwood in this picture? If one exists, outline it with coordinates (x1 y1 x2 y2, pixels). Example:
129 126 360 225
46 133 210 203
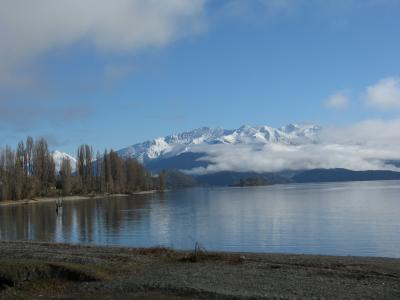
193 242 208 257
180 241 245 264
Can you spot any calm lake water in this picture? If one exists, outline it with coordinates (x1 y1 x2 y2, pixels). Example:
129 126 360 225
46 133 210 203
1 181 400 258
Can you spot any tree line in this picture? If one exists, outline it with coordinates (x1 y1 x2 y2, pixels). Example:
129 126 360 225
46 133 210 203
0 137 165 201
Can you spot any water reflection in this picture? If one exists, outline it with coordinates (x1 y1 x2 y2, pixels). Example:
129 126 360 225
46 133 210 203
0 195 152 245
1 181 400 258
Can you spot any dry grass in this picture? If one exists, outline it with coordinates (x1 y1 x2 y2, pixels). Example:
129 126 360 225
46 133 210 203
125 245 246 264
0 260 111 300
0 260 108 287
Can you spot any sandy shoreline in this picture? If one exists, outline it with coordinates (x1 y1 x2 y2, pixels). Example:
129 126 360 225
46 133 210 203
0 191 160 207
0 241 399 299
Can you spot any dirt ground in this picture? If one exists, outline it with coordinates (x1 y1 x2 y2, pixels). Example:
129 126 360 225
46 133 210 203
1 241 400 299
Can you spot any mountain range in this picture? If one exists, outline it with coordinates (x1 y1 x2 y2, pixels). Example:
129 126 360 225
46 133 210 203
52 123 400 186
116 123 320 171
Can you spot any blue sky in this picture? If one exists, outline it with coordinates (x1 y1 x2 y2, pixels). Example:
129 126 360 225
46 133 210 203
1 0 400 154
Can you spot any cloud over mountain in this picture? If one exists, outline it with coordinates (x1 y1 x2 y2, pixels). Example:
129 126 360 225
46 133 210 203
117 121 400 175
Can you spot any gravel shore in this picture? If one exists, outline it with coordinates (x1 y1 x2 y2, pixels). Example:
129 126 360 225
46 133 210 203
1 241 400 299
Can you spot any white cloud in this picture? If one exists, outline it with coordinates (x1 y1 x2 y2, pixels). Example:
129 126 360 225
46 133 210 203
365 77 400 109
324 91 349 109
0 0 206 86
184 119 400 175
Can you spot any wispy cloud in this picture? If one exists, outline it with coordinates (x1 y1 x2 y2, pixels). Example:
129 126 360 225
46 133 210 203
0 0 206 135
365 77 400 110
0 0 206 87
324 91 349 109
0 99 93 131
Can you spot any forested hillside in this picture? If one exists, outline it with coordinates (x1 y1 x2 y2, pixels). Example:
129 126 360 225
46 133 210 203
0 137 163 201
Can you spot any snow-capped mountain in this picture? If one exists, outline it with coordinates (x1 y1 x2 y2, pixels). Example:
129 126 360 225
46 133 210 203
50 123 400 178
52 150 77 172
117 123 321 163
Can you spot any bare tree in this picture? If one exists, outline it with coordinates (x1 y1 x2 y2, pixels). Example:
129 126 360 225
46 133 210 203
0 136 155 201
59 158 72 196
33 138 55 196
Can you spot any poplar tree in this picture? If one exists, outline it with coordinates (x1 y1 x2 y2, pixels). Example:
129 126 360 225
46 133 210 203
59 158 72 196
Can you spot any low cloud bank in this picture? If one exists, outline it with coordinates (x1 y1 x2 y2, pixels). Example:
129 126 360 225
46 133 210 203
185 119 400 175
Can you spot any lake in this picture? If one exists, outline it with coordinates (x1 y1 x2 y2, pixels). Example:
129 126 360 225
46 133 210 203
1 181 400 258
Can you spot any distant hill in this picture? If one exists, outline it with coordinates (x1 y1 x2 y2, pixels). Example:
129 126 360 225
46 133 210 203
230 176 271 187
164 170 198 189
145 152 208 173
195 171 292 187
192 168 400 187
292 168 400 183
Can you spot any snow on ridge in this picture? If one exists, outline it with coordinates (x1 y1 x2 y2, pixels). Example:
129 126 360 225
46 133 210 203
117 123 321 162
49 123 321 173
52 150 77 172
